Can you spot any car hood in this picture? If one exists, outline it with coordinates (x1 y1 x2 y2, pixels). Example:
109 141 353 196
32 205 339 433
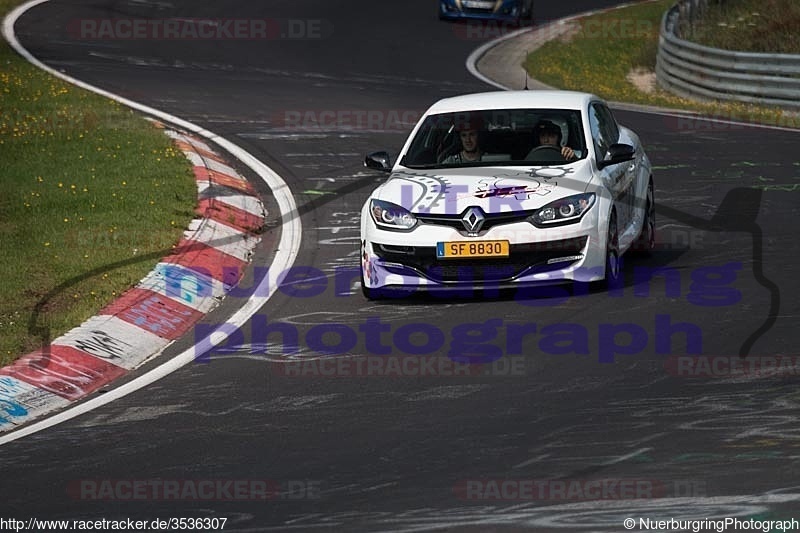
376 162 593 215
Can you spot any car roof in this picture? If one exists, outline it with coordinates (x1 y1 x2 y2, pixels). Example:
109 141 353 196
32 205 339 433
425 90 599 114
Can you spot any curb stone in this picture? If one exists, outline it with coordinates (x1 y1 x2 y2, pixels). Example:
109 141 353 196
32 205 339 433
0 124 266 432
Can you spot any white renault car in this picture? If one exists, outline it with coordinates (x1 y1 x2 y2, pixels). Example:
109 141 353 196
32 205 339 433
360 91 654 299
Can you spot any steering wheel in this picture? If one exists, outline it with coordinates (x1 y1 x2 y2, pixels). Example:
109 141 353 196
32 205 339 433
527 145 565 161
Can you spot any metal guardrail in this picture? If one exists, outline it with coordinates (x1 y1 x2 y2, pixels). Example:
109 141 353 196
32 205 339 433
656 0 800 109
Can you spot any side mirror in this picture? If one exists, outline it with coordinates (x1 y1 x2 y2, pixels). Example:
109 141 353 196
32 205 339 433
364 151 392 172
598 143 635 169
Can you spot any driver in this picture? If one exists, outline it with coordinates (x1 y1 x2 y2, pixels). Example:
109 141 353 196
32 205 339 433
529 119 577 161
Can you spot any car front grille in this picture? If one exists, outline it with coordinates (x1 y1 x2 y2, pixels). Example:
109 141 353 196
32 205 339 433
374 237 587 283
415 211 533 234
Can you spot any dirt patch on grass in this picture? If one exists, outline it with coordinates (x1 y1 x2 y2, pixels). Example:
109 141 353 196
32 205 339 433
626 67 657 94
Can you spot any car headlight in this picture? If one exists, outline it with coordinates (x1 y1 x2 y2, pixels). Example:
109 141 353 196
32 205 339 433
370 199 417 231
528 193 595 227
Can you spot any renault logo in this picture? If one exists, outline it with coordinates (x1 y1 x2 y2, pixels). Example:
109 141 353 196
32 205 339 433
461 207 485 233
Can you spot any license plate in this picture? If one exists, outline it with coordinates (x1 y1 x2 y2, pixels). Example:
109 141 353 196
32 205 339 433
437 240 510 259
462 0 495 8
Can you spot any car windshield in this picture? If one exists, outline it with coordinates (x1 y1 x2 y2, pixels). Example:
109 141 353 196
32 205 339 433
400 108 586 169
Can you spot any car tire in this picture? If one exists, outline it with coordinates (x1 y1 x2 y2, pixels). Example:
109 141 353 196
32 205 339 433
633 178 655 255
572 210 620 296
603 210 621 290
515 0 533 24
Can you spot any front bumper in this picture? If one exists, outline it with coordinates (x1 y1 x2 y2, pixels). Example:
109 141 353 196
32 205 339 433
361 213 607 292
439 1 522 22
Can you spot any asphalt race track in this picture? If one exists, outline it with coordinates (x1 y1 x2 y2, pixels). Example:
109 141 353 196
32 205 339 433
3 0 800 531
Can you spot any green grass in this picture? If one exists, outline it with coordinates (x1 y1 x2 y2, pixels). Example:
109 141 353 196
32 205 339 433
682 0 800 54
523 0 800 128
0 0 197 365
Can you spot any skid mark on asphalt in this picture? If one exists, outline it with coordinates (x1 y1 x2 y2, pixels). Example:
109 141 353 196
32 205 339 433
404 385 489 402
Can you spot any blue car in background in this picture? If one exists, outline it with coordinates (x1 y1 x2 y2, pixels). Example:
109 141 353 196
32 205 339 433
439 0 533 23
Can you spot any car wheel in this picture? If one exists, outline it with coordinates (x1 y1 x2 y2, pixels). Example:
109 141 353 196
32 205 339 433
573 210 620 296
633 178 655 255
603 210 621 290
515 0 533 24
